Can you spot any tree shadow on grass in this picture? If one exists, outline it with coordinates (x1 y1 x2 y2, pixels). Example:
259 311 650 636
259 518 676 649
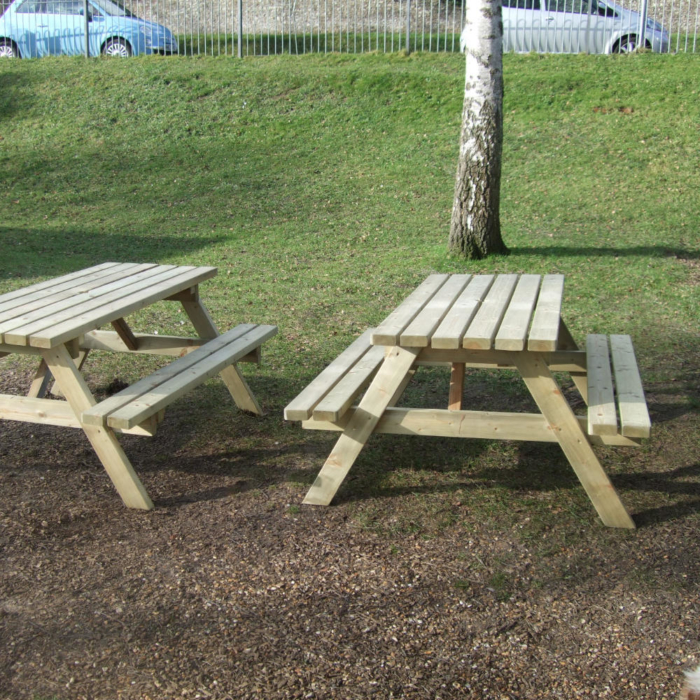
0 71 33 122
0 225 221 282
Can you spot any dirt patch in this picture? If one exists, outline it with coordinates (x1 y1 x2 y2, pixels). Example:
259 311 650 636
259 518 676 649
0 361 698 700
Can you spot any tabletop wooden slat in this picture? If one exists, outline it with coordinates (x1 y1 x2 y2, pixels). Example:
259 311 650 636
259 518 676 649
0 262 120 311
527 274 565 352
0 263 150 330
463 274 519 350
430 275 495 349
371 274 449 346
2 264 170 345
494 275 541 352
17 266 217 349
400 275 472 348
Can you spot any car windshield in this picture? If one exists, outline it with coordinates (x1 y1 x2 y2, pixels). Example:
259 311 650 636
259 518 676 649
90 0 134 17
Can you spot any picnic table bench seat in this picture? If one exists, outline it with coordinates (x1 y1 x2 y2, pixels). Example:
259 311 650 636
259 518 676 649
586 334 651 439
83 323 277 431
283 329 384 423
285 328 651 444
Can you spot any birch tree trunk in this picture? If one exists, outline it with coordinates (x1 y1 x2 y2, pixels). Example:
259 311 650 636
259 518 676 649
449 0 509 259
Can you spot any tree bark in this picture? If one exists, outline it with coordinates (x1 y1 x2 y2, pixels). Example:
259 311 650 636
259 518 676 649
449 0 509 259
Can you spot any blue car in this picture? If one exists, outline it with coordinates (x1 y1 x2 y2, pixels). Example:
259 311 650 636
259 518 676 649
0 0 179 57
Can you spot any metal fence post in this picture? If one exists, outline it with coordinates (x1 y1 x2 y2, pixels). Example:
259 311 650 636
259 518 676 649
83 0 89 57
638 0 649 49
238 0 243 57
406 0 411 54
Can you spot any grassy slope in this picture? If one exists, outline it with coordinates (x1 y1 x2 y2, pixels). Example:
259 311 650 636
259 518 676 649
0 52 698 528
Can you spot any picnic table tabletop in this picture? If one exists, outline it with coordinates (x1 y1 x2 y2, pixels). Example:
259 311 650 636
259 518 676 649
370 273 565 352
0 262 217 349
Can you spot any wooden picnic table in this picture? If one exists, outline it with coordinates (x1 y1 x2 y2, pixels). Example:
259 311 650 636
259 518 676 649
0 262 277 510
285 273 651 529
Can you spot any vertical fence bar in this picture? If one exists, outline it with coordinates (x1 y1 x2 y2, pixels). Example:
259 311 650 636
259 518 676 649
639 0 649 47
406 0 411 52
238 0 242 55
83 0 89 57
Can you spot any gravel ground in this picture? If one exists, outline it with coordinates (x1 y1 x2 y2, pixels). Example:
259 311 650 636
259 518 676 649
0 362 698 700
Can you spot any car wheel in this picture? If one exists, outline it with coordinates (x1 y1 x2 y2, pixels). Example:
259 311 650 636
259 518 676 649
614 35 638 53
102 39 132 57
0 39 19 58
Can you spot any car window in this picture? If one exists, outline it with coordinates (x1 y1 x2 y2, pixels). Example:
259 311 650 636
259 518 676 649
45 0 83 13
504 0 542 8
596 1 618 16
546 0 594 12
15 0 47 12
90 0 134 17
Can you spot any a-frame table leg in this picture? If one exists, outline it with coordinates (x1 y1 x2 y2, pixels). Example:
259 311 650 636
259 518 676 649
42 344 154 511
27 358 53 399
514 352 635 529
448 363 465 410
303 346 420 506
558 319 588 404
180 295 263 415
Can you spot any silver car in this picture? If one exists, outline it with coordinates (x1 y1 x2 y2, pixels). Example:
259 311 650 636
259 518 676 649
461 0 669 54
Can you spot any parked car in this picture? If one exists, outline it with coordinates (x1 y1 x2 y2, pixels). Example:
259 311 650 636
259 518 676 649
460 0 669 54
0 0 178 57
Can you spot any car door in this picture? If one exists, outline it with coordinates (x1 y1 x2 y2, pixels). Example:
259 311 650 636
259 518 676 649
503 0 546 53
10 0 46 57
43 0 86 55
542 0 592 53
587 0 621 53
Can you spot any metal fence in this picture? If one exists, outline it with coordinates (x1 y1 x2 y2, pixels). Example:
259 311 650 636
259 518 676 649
1 0 698 56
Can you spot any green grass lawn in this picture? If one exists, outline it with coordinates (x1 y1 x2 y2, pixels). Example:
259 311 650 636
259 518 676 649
0 51 698 529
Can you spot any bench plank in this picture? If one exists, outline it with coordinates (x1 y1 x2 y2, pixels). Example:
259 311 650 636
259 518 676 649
284 329 374 421
494 275 541 351
84 324 276 430
107 325 276 430
610 334 651 438
586 334 618 436
463 274 518 350
313 345 386 422
528 274 564 351
372 274 449 346
82 324 256 427
400 274 472 347
431 275 494 349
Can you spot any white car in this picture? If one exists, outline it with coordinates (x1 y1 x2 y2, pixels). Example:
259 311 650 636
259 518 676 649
461 0 669 54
